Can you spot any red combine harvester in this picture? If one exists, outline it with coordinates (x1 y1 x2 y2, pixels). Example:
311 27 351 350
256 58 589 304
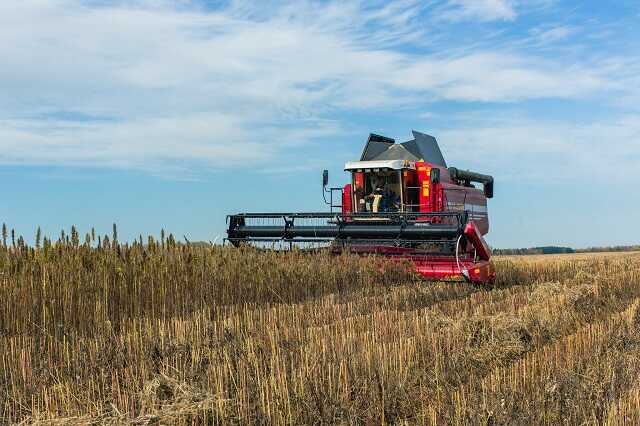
227 131 496 284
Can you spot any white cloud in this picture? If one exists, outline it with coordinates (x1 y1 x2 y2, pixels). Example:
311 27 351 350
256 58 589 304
440 0 516 22
0 0 633 175
395 53 604 102
435 114 640 181
531 25 575 43
0 114 340 176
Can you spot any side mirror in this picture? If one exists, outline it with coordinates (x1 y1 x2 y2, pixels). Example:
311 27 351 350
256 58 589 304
430 168 440 184
322 170 329 188
484 180 494 199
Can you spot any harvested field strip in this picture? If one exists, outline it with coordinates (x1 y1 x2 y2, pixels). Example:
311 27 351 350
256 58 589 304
214 254 640 335
497 251 640 263
493 254 639 285
438 301 640 425
8 262 640 422
2 245 639 424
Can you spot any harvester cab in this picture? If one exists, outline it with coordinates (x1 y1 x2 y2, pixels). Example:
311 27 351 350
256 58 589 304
227 130 496 285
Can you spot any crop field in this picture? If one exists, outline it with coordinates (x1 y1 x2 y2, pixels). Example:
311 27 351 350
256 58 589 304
1 237 640 425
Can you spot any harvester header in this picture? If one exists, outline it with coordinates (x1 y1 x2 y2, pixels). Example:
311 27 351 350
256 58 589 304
227 131 496 284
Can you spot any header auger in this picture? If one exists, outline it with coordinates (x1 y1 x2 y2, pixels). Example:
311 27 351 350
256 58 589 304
226 130 496 285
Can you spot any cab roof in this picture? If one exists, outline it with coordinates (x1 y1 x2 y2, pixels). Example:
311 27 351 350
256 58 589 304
359 130 447 167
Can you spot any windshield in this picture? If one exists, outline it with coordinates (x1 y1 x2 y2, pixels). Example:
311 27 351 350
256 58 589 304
353 170 402 213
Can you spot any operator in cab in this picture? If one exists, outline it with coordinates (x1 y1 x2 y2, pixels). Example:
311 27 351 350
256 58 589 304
364 186 385 212
362 178 400 213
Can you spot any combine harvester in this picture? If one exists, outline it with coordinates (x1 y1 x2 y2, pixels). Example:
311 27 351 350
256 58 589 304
226 131 496 284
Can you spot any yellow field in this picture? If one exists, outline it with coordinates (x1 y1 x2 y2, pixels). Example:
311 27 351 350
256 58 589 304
1 242 639 425
496 251 640 262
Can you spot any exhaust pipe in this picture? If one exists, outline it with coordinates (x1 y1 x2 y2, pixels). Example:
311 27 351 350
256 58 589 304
448 167 494 198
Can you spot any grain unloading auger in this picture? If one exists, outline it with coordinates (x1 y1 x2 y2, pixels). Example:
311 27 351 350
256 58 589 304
226 131 496 285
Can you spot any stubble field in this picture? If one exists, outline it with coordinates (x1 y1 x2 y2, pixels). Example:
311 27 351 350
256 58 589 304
1 237 639 425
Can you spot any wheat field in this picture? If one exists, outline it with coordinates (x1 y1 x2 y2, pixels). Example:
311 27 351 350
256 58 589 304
1 233 639 425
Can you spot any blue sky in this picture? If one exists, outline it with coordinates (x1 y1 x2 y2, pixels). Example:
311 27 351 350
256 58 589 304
1 0 639 248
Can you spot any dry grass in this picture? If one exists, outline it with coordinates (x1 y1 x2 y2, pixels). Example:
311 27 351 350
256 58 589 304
1 237 639 425
496 251 640 262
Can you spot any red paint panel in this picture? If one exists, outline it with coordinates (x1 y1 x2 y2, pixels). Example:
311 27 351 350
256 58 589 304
332 244 495 285
416 161 431 213
354 172 364 191
410 257 494 284
353 172 364 213
463 221 492 261
342 183 352 214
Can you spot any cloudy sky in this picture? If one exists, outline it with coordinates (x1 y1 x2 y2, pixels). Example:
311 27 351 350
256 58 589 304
1 0 639 248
